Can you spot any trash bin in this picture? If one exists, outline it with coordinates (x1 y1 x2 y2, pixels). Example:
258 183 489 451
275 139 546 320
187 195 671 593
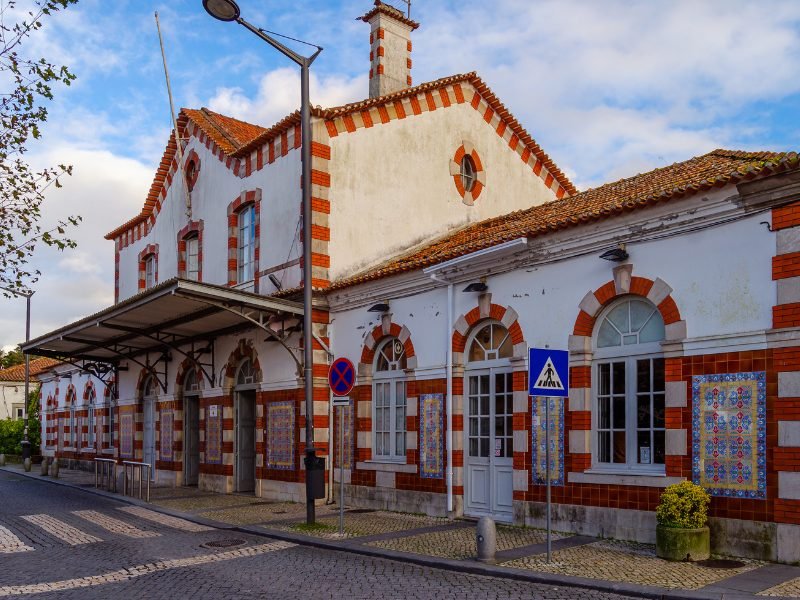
304 454 326 500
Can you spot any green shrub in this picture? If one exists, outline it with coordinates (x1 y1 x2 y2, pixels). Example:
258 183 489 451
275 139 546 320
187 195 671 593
0 418 41 455
656 481 711 529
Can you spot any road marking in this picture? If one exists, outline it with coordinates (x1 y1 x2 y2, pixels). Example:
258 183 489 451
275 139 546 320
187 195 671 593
21 514 102 546
72 510 160 539
0 541 295 596
0 525 32 553
117 506 213 532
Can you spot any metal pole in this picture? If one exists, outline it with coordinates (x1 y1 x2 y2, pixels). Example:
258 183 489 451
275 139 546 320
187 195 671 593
545 396 551 563
21 292 32 460
300 57 317 526
339 405 344 535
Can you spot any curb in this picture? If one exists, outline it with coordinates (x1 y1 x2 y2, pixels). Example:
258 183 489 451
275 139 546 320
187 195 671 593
0 467 786 600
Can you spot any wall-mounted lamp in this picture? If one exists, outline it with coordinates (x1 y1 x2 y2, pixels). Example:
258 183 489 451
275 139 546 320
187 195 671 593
268 273 282 291
599 244 629 262
368 303 390 313
462 281 488 293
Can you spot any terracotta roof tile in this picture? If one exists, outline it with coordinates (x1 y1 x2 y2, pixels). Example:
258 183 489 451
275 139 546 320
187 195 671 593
329 149 799 290
0 357 62 382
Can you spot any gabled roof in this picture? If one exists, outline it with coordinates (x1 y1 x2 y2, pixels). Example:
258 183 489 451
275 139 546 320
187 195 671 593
0 357 62 382
329 149 799 290
106 72 575 240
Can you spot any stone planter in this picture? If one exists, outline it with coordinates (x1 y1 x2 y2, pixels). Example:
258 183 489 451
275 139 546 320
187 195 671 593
656 525 710 561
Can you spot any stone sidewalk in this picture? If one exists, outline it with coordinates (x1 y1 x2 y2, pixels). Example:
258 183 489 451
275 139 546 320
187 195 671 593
5 464 800 599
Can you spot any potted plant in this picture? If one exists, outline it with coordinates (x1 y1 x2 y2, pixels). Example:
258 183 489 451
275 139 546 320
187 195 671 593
655 481 711 561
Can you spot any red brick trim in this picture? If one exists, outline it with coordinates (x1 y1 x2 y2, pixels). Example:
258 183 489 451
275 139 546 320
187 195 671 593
451 302 525 360
222 338 263 392
183 149 200 192
64 384 76 406
226 190 261 290
137 244 159 291
82 380 96 403
177 220 204 281
359 322 417 367
571 276 683 335
452 143 485 206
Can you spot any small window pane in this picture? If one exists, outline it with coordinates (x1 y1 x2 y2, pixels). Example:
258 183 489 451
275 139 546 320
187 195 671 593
639 311 666 343
653 394 665 428
629 300 654 332
622 334 638 345
612 397 626 429
637 430 652 464
637 395 651 428
607 303 630 333
599 397 610 429
469 439 479 457
653 359 665 392
612 362 625 394
637 360 651 393
597 320 621 348
654 430 666 464
598 363 611 396
598 431 610 463
613 431 626 462
480 438 489 458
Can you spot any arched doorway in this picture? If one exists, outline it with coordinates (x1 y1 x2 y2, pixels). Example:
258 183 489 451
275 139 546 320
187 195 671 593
183 368 201 486
464 321 514 522
234 358 258 492
141 375 158 479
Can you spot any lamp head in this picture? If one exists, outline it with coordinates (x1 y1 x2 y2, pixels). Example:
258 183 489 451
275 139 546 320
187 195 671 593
202 0 241 22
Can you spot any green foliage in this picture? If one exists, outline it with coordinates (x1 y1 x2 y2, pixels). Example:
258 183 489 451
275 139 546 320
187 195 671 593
0 0 81 292
0 417 40 454
656 481 711 529
0 345 24 369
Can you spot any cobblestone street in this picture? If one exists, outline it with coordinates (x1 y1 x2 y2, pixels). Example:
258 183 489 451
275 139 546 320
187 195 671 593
0 470 644 599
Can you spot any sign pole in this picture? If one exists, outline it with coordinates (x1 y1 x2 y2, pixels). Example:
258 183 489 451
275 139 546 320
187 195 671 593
545 395 551 563
339 404 344 536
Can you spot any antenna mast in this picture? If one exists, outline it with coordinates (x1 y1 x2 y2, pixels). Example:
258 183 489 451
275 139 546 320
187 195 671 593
155 11 192 219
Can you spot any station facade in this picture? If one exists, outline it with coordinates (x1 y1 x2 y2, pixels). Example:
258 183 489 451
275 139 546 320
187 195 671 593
26 1 800 562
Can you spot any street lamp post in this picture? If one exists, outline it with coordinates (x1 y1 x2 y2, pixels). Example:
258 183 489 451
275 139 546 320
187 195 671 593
203 0 322 524
1 286 35 466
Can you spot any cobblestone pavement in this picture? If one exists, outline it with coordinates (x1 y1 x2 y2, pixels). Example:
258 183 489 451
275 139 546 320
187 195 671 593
369 523 564 559
271 510 454 539
760 577 800 597
0 470 643 599
505 539 762 590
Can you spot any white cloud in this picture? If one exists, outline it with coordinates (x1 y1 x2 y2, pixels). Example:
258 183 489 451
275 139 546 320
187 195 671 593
0 143 152 348
207 67 367 127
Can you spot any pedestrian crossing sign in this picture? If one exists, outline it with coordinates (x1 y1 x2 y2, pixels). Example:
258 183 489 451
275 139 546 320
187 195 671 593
529 348 569 397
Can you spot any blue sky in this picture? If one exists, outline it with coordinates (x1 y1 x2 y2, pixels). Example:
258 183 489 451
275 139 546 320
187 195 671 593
2 0 799 349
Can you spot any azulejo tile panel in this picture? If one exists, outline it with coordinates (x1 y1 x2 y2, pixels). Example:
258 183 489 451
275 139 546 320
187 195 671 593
531 396 564 485
205 406 222 465
267 400 295 470
335 400 354 469
692 372 766 499
420 393 444 479
160 409 173 462
119 405 135 459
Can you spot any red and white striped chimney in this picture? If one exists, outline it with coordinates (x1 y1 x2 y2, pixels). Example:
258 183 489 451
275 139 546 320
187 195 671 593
358 1 420 99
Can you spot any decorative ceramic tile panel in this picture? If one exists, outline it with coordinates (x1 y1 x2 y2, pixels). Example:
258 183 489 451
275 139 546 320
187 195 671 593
335 400 354 469
57 416 64 451
160 409 173 462
692 372 766 499
205 405 222 465
119 406 135 459
531 396 564 485
420 393 444 479
267 401 295 470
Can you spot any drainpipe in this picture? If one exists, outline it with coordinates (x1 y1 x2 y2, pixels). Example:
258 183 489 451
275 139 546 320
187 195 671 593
430 273 454 515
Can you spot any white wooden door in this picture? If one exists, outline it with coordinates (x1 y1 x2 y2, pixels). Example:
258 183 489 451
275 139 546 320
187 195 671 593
465 370 514 522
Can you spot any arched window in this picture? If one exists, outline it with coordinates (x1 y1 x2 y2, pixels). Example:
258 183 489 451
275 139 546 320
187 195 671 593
373 337 407 460
142 375 157 398
86 385 96 450
185 234 200 282
468 322 513 362
236 359 258 386
66 387 76 448
184 367 201 393
593 298 666 471
460 154 477 193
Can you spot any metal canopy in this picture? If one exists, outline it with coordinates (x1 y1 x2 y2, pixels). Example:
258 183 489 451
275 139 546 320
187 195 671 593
21 278 304 372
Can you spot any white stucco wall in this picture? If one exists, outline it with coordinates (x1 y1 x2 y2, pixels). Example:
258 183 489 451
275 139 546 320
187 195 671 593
327 95 560 281
116 136 302 302
329 191 776 370
0 381 27 420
